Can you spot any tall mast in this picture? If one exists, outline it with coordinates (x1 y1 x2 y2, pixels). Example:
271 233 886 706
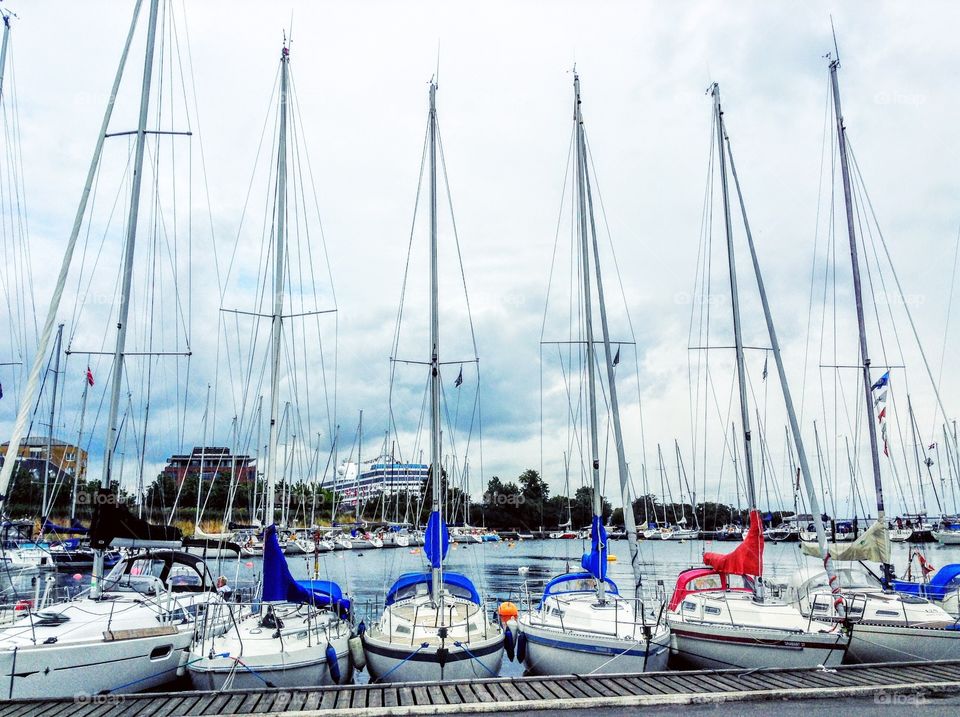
573 74 605 603
0 15 11 103
579 112 643 598
265 43 290 527
721 101 843 615
42 324 64 519
711 84 757 510
428 79 443 604
829 57 893 582
91 0 160 596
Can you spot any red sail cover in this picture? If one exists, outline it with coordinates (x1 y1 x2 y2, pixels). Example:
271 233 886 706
703 509 764 576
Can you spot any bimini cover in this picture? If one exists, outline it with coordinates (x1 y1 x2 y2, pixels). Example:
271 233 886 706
543 571 619 599
800 518 891 563
89 490 182 549
262 525 350 616
894 564 960 601
704 509 764 576
41 519 89 535
424 510 449 569
385 571 481 606
580 515 608 580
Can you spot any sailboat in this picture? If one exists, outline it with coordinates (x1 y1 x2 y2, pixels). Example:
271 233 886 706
0 0 232 697
666 83 849 670
188 40 353 689
361 79 504 683
792 45 960 664
514 73 671 676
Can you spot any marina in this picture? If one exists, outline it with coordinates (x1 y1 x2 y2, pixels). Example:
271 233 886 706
0 0 959 710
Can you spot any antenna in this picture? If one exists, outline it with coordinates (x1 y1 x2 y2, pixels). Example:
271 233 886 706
830 15 840 66
435 40 440 88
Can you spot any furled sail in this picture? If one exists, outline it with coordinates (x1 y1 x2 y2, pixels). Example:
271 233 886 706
423 510 449 569
580 515 609 580
800 518 891 563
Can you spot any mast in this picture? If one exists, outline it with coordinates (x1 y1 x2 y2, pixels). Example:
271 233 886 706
711 84 757 510
829 57 893 584
428 79 443 605
264 43 290 527
579 104 643 597
721 99 843 614
573 74 605 603
92 0 160 596
42 324 64 519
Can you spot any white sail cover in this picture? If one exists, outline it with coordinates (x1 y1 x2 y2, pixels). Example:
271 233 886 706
801 518 891 563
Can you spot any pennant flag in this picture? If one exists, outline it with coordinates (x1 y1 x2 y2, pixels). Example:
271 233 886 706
612 346 620 367
762 354 768 381
875 390 888 405
871 371 890 390
0 383 3 400
454 366 463 388
86 367 95 387
929 442 938 450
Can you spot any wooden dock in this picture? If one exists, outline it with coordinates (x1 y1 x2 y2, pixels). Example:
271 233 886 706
4 660 960 716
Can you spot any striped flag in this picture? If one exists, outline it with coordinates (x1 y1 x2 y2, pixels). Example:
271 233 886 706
872 373 890 457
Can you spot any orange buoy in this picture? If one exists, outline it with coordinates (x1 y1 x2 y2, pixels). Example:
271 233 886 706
498 601 519 623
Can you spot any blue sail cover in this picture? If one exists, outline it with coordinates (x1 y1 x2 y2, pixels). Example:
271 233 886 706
423 510 449 569
262 525 351 617
385 571 481 606
580 515 608 580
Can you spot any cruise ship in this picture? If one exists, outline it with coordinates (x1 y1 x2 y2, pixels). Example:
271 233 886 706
334 457 428 505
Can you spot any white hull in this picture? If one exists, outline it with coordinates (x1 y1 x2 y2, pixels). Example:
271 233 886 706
189 640 352 690
934 530 960 545
669 620 847 670
846 621 960 663
363 630 504 682
0 627 191 699
519 619 670 675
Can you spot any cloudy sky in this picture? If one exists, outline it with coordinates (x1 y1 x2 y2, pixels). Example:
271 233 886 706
1 0 959 519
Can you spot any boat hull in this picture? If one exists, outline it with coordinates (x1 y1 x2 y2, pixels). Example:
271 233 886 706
668 622 847 670
188 642 352 690
518 620 670 675
0 628 191 700
362 631 504 683
846 621 960 663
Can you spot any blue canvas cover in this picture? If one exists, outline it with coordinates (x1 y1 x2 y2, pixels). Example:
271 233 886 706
424 510 449 568
262 525 351 616
385 571 481 606
580 515 608 580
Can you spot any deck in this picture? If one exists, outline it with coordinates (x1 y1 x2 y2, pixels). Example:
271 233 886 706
3 659 960 716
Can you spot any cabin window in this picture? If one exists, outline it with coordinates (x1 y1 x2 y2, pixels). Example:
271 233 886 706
704 606 722 616
875 610 900 617
395 624 411 635
682 601 696 611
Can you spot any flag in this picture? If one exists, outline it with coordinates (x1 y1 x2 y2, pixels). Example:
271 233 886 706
0 383 3 399
871 371 890 390
612 346 620 367
929 442 938 450
454 367 463 388
875 390 888 405
762 354 768 381
86 367 95 387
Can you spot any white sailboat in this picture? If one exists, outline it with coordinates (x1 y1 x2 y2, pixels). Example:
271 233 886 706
793 48 960 663
515 73 671 676
361 80 504 683
188 39 353 689
667 83 849 670
0 0 228 697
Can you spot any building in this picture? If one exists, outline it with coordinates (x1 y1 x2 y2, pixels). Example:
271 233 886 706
0 437 87 484
163 446 256 485
335 457 428 505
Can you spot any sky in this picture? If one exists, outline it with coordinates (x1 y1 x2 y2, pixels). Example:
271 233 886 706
1 0 959 520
